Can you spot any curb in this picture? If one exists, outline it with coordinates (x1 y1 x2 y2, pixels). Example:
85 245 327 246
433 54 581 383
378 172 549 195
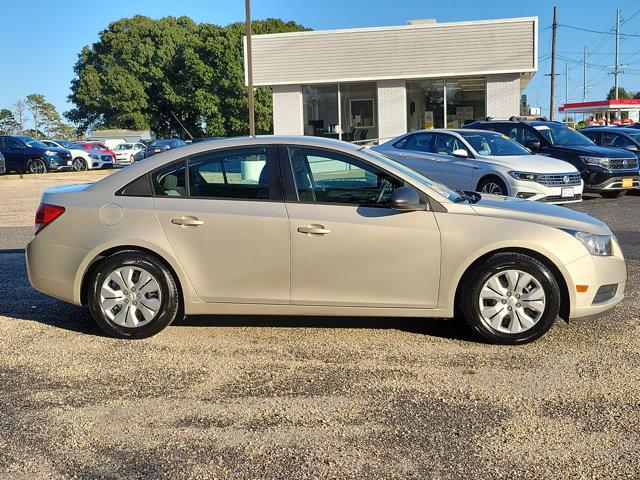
0 171 113 181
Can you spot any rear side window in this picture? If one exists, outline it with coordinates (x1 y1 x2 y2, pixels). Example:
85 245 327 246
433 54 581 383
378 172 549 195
405 133 434 152
151 161 187 197
188 147 270 200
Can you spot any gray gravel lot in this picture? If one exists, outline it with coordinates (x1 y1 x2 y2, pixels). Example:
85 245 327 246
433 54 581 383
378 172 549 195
0 174 639 479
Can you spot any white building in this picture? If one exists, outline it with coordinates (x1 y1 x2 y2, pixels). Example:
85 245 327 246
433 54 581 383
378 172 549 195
245 17 538 142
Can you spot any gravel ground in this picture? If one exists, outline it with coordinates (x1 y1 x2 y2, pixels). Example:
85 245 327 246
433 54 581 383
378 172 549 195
0 175 639 479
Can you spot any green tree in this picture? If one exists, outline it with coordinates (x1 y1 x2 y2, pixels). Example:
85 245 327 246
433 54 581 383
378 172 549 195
606 86 632 100
0 109 19 134
67 16 309 137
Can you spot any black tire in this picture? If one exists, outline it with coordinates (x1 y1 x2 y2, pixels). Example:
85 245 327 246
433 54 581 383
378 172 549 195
477 176 508 196
87 251 181 339
73 157 88 171
459 252 560 344
600 190 626 199
27 158 47 174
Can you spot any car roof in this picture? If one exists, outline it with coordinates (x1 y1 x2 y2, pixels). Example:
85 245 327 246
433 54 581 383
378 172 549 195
582 126 638 134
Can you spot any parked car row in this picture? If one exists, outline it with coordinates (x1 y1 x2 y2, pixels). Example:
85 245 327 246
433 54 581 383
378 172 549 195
0 135 187 174
371 119 640 204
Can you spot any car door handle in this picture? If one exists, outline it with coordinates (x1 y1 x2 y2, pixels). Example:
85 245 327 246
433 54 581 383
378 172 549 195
297 225 331 235
171 216 204 227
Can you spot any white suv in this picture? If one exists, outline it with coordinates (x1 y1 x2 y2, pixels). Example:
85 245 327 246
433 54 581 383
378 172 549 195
372 129 583 204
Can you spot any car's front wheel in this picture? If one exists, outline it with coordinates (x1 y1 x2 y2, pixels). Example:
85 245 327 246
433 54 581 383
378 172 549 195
73 157 88 171
27 158 47 174
459 252 560 344
477 176 508 196
87 251 181 339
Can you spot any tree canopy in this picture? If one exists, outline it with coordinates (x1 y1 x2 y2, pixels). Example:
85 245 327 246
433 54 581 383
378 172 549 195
67 16 309 137
606 86 632 100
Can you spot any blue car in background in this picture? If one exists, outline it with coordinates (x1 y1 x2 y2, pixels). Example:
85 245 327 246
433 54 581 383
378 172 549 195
0 135 73 173
143 138 187 158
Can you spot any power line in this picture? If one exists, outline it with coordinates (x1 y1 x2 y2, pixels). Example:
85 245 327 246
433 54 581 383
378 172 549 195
558 23 640 37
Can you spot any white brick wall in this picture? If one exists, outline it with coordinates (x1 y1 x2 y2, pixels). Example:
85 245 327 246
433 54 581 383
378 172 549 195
272 85 303 135
486 73 521 119
377 80 407 141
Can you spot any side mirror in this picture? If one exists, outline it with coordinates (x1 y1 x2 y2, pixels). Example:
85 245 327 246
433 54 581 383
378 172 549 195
389 186 425 211
452 148 469 158
524 139 541 150
624 144 638 152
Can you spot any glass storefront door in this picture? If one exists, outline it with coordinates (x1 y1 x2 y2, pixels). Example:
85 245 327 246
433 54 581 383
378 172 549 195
407 76 486 131
303 85 339 138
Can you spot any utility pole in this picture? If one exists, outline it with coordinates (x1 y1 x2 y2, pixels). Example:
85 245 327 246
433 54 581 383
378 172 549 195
614 8 620 100
565 61 569 122
550 6 558 121
583 46 587 101
245 0 256 137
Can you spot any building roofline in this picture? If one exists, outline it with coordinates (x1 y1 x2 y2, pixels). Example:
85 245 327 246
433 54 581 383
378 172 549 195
247 16 538 40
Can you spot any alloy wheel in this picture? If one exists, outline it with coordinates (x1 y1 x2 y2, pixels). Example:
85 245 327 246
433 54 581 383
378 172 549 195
480 182 504 195
478 269 546 334
100 266 162 328
28 159 46 174
73 158 87 171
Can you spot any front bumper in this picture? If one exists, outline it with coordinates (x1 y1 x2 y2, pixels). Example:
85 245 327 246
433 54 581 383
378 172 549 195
564 247 626 319
509 179 584 204
583 170 640 191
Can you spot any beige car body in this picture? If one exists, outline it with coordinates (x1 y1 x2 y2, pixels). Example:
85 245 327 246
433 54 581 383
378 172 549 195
26 136 626 322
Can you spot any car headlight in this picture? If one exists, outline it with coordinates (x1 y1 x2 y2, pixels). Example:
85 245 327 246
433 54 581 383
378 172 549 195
580 156 611 168
566 230 614 256
45 150 58 157
508 171 539 181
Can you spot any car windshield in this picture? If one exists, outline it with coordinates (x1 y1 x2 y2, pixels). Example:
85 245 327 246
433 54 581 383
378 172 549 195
459 131 531 156
16 136 47 148
115 144 132 150
361 148 463 202
534 123 593 146
56 140 76 148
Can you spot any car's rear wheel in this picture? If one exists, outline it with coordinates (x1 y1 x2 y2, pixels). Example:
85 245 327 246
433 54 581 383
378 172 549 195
27 158 47 174
73 157 88 171
477 176 508 196
459 252 560 344
600 190 626 199
87 251 181 339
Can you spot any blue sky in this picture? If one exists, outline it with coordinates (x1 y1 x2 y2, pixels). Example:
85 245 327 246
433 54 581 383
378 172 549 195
2 0 640 123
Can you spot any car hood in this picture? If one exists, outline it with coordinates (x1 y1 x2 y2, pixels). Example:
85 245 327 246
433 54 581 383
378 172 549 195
549 144 635 159
476 154 577 173
469 195 610 235
42 147 69 155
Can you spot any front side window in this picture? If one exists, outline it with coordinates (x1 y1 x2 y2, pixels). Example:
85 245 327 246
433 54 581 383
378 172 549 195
188 148 270 200
507 126 541 145
613 135 634 148
288 147 402 206
459 131 531 156
4 137 21 149
433 134 467 155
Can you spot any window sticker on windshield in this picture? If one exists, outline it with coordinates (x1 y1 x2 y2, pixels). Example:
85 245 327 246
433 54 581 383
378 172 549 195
533 126 551 131
500 134 510 140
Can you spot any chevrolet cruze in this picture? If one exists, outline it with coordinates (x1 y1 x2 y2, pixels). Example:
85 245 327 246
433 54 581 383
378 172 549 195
26 136 626 344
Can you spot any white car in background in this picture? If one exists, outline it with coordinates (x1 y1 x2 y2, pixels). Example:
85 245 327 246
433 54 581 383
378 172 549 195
112 142 146 165
372 129 584 204
41 140 112 171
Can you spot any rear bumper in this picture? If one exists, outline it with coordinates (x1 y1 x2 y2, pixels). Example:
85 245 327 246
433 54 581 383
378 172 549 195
26 236 89 305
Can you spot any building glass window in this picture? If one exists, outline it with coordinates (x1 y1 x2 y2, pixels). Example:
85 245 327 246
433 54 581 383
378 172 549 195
303 85 339 138
407 76 486 131
340 82 377 142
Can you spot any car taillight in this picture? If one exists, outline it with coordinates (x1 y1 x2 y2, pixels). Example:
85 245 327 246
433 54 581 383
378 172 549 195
35 203 65 235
